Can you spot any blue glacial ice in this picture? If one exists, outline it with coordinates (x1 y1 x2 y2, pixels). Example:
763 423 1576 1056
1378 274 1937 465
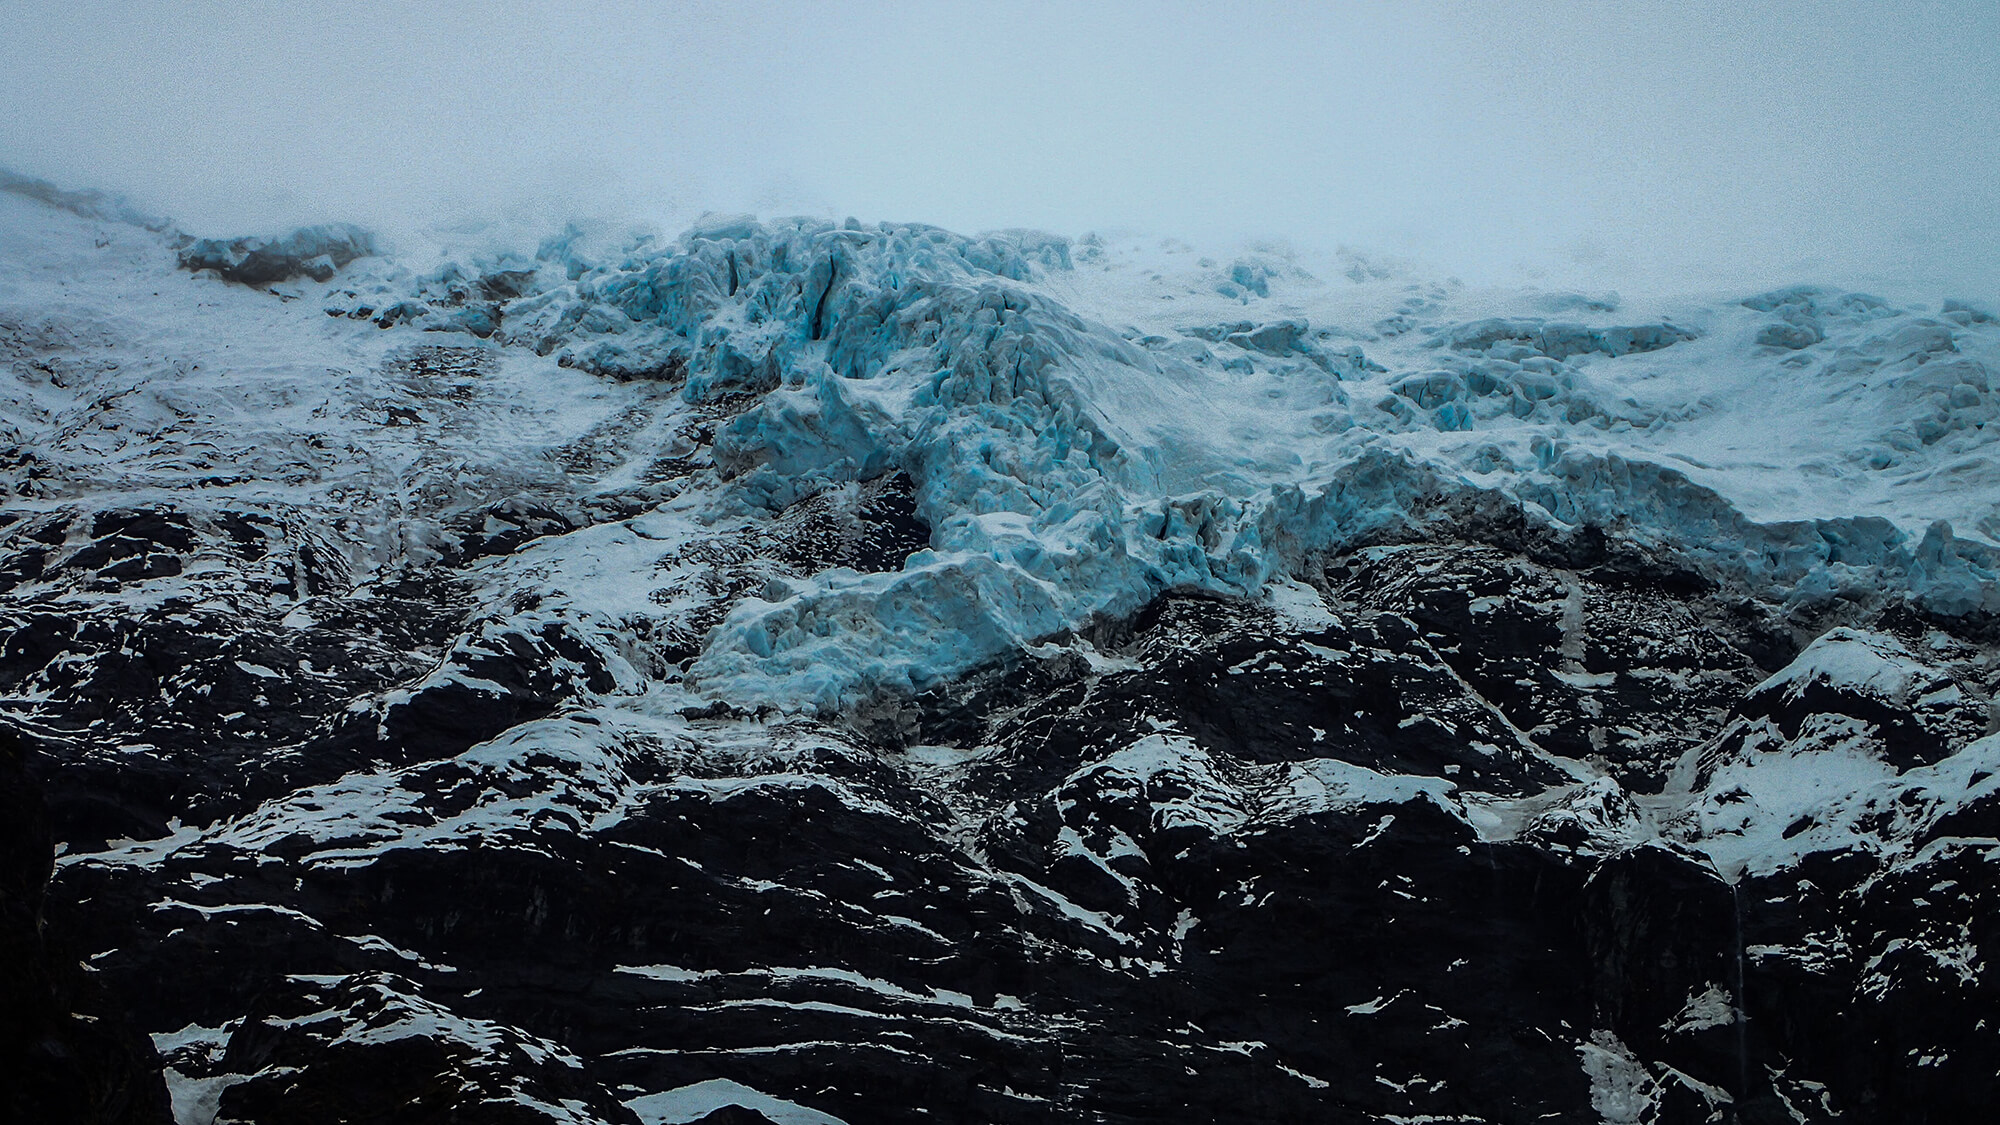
326 215 2000 713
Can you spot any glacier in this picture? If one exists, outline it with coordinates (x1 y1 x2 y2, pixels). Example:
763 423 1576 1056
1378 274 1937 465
302 203 2000 714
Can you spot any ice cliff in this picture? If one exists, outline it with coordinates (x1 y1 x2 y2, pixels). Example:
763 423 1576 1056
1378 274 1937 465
304 210 2000 713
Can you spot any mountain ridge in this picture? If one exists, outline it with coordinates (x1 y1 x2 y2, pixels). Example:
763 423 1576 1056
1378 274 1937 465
4 175 1998 1124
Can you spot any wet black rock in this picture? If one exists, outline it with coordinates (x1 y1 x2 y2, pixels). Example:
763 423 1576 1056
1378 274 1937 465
209 972 640 1125
0 731 174 1125
1438 317 1699 359
9 494 2000 1124
692 1109 779 1125
178 224 376 287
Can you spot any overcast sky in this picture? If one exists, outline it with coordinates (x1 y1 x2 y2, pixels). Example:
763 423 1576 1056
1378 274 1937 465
5 0 1996 294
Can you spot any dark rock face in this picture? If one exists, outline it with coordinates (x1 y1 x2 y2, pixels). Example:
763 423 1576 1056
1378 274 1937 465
177 225 376 287
690 1109 778 1125
11 499 1998 1123
1 731 174 1125
1438 317 1699 360
212 973 641 1125
1324 543 1766 791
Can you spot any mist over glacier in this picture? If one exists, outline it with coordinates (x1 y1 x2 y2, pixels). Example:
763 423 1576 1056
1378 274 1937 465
4 0 1997 298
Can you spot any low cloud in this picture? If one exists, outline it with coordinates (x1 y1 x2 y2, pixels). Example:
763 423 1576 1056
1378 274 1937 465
5 0 1995 297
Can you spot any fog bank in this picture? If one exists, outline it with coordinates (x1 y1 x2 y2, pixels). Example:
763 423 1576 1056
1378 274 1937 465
5 1 1996 296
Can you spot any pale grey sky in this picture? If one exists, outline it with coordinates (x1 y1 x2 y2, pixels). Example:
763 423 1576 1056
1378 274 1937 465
4 0 1996 294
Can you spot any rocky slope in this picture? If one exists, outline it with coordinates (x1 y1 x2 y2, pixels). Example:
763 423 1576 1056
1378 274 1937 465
3 176 1998 1124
